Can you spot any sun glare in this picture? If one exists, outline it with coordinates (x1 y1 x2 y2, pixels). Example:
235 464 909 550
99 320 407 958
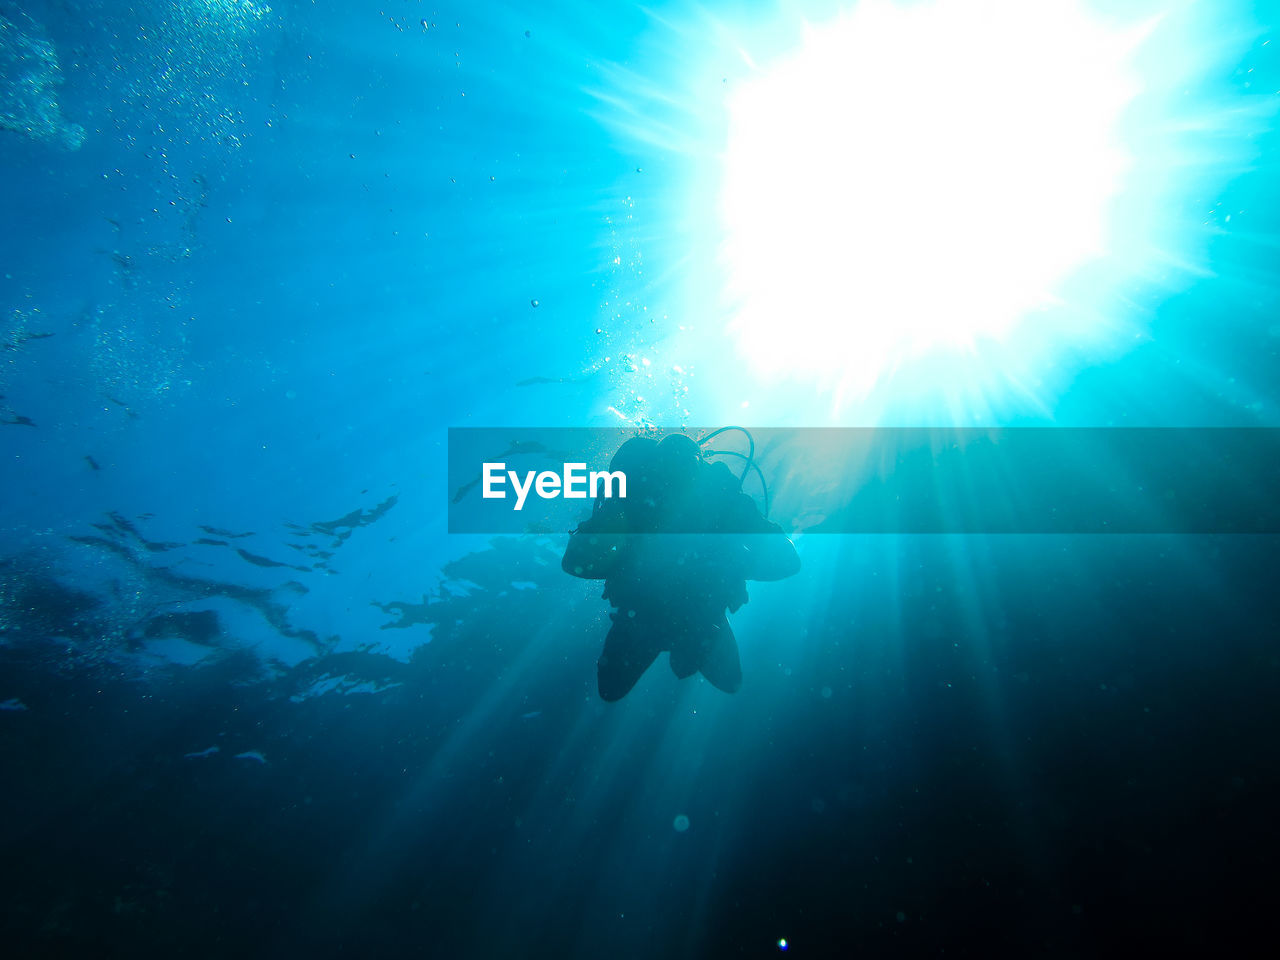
720 0 1147 397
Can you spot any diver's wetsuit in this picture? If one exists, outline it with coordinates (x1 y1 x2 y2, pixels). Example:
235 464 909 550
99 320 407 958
562 434 800 701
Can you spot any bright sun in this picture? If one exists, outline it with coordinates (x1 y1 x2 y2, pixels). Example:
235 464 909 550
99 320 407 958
720 0 1146 397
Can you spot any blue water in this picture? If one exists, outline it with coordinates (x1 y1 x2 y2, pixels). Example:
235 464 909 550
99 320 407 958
2 1 1278 956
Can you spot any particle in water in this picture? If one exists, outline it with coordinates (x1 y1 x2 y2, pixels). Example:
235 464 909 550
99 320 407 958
777 939 788 951
530 299 539 308
673 814 690 832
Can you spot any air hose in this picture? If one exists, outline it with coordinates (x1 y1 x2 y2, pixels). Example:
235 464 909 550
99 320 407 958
696 425 771 517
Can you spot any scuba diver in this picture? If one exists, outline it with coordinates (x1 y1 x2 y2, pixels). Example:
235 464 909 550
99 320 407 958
562 429 800 701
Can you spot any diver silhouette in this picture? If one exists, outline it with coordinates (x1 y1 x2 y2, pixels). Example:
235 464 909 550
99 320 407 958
563 431 800 701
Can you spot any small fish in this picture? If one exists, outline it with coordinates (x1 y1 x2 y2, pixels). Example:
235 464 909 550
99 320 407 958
235 750 267 764
199 525 254 539
2 331 54 351
237 548 309 572
0 698 30 712
451 476 481 503
521 710 542 720
184 746 220 759
105 396 140 419
85 455 101 470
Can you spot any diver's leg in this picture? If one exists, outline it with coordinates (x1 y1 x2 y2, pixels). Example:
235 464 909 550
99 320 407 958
668 634 699 679
668 616 703 679
698 616 743 694
598 614 661 702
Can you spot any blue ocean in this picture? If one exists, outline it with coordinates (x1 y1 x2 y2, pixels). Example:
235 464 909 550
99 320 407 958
2 1 1277 956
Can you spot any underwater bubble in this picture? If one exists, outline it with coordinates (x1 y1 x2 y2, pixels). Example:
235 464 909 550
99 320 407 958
673 814 690 832
0 12 85 150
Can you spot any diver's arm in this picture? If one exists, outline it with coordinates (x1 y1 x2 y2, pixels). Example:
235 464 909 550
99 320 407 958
741 529 800 581
561 513 628 579
728 492 801 581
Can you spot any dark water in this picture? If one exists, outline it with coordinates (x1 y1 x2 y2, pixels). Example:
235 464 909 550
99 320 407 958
3 1 1279 957
3 534 1276 956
